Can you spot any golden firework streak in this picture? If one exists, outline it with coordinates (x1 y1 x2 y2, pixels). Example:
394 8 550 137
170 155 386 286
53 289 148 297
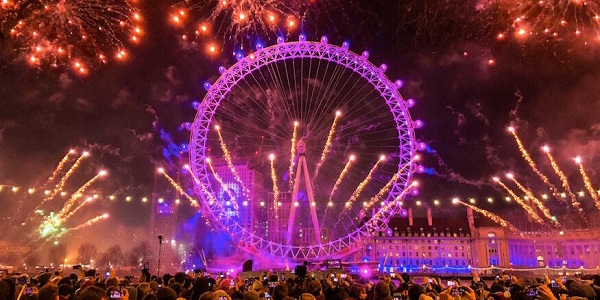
576 158 600 211
49 151 90 200
329 155 355 199
206 159 239 211
44 149 76 187
58 171 106 218
507 174 555 222
314 111 341 180
270 155 279 217
543 147 586 223
343 157 384 212
508 128 563 201
289 122 298 189
62 198 93 221
215 127 252 200
159 168 199 208
494 178 545 224
457 200 521 233
65 214 109 234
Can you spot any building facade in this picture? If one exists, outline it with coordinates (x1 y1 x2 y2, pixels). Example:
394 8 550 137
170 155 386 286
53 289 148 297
369 208 600 273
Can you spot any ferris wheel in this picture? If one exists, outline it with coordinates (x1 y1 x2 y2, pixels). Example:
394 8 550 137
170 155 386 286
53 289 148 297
189 35 420 261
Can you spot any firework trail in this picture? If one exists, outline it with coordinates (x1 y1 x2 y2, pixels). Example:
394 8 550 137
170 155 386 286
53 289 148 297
576 157 600 210
289 121 298 189
506 173 555 222
58 170 107 218
50 151 90 199
361 173 398 211
158 168 200 208
508 127 563 201
320 154 356 228
42 149 76 188
342 156 385 212
65 213 109 234
313 111 341 181
329 155 356 199
206 158 239 211
215 126 251 200
331 156 387 230
454 199 521 233
360 155 419 212
362 181 417 231
61 197 94 222
269 154 279 217
493 177 545 224
183 164 217 205
542 146 587 223
0 0 143 72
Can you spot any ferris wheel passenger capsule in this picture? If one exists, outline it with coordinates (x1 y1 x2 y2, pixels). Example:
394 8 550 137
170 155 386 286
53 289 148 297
192 101 200 110
277 36 285 44
255 42 263 50
218 66 226 74
342 41 350 50
299 34 306 42
414 119 423 128
320 36 328 43
361 51 369 59
235 52 244 61
380 64 387 72
406 98 415 108
203 82 211 91
182 122 192 130
395 80 403 89
417 142 427 151
416 165 426 173
410 187 419 196
180 143 189 152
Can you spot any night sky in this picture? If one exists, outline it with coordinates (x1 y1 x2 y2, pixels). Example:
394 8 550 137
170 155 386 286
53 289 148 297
1 1 600 254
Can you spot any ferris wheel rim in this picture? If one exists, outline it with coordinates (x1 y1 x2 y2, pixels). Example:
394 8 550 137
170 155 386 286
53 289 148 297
189 37 417 260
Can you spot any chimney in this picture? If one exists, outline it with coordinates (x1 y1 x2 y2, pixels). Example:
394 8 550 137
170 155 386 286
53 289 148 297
466 207 477 237
427 207 432 226
408 208 413 226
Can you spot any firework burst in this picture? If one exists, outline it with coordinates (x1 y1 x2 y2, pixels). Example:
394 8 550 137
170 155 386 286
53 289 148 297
0 0 143 73
494 0 600 46
169 0 301 50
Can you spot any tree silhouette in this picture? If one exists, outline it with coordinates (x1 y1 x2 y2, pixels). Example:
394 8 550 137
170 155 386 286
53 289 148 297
48 243 67 266
128 241 154 266
99 245 125 268
77 243 97 265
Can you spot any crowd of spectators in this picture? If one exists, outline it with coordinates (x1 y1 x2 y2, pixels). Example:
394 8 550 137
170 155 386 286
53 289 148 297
1 268 600 300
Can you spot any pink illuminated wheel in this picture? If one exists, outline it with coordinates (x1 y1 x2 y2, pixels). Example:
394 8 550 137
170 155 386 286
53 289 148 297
189 35 419 261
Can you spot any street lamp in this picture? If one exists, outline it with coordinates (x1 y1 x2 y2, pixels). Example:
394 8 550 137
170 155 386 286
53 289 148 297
157 235 163 277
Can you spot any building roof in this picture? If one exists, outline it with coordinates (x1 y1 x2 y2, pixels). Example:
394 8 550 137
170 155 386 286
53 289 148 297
386 216 471 235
